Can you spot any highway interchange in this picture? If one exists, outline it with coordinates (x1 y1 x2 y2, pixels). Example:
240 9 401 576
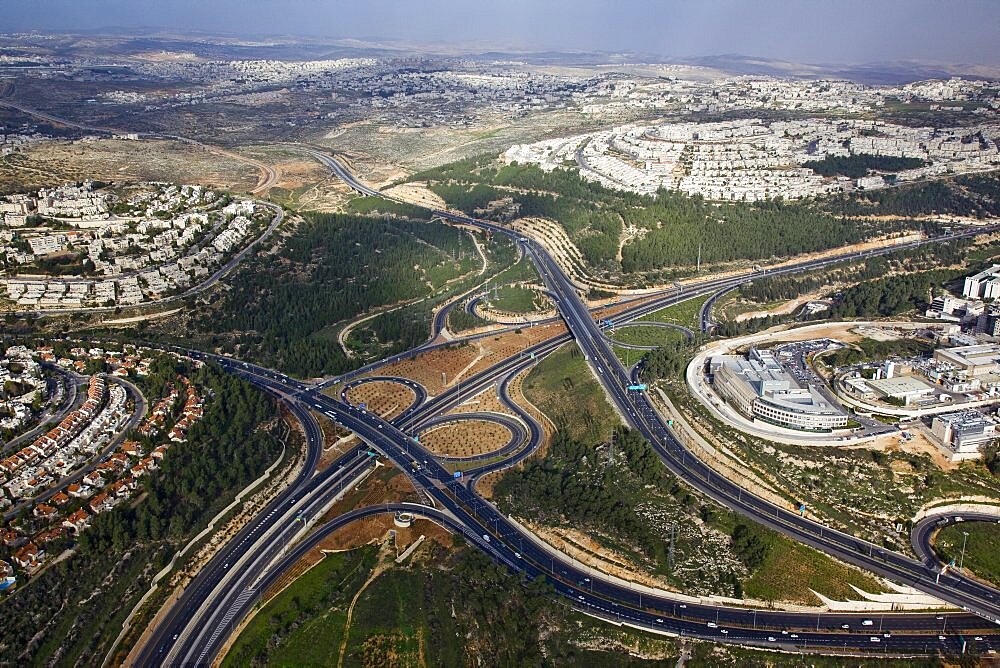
139 153 1000 665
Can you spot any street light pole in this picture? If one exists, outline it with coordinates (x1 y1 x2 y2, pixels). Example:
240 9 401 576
959 531 969 569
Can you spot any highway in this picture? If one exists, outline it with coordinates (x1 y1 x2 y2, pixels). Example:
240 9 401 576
138 379 341 665
139 153 1000 664
324 154 1000 632
142 347 1000 665
529 221 1000 622
911 512 1000 606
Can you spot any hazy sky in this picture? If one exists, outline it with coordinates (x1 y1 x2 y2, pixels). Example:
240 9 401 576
5 0 1000 65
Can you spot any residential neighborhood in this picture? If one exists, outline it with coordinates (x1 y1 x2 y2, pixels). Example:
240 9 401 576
0 182 271 310
0 343 206 579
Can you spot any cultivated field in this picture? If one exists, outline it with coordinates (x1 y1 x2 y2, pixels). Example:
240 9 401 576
420 420 513 458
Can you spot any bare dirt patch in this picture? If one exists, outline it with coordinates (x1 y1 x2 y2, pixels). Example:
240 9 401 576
0 138 259 193
734 288 831 322
371 321 567 395
865 429 958 472
382 181 447 209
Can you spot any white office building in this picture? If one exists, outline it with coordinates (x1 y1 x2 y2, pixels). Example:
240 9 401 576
711 348 848 432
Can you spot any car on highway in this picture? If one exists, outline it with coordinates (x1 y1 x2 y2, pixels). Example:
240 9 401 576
707 622 718 628
767 636 776 642
870 637 880 643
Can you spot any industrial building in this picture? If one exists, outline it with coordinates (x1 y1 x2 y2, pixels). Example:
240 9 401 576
710 348 848 432
866 375 938 406
930 410 996 461
933 344 1000 376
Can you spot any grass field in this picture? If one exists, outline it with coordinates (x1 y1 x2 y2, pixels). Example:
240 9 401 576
609 324 688 348
222 547 378 667
744 532 886 604
523 342 620 445
487 284 544 313
935 521 1000 586
342 570 425 666
637 294 710 329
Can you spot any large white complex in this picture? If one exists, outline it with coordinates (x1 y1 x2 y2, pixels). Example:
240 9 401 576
504 118 1000 201
710 348 847 432
963 264 1000 300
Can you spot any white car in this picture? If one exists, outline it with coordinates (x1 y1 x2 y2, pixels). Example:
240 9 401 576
707 622 718 628
767 637 776 642
862 620 873 626
870 637 880 643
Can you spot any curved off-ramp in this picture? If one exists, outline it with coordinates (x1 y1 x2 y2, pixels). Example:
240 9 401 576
341 376 429 422
605 320 695 350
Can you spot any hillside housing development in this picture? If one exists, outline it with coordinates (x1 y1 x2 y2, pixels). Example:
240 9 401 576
0 183 270 310
504 117 1000 201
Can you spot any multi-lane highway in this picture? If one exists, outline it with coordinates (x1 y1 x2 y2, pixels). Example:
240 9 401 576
326 154 1000 628
140 153 1000 665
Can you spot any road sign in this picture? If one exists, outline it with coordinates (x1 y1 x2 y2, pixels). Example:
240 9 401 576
358 402 367 410
453 471 462 478
627 384 647 391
